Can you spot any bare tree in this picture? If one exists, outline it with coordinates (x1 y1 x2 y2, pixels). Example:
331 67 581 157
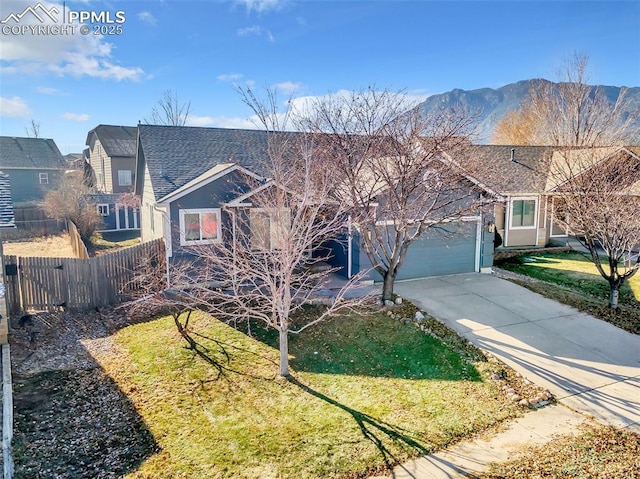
493 54 637 146
25 119 40 138
42 172 101 242
136 88 372 377
145 89 191 126
549 148 640 308
304 88 481 301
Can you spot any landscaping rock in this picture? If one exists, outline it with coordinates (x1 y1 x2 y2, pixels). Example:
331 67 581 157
519 398 530 407
394 297 403 305
415 311 425 321
384 300 395 307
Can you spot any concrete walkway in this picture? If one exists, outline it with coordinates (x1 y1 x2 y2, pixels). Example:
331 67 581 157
369 273 640 478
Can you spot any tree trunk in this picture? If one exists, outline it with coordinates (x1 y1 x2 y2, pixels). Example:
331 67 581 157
279 327 290 377
609 284 620 309
382 271 396 302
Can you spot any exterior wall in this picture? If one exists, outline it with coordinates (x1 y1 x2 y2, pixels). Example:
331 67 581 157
109 156 136 193
87 136 110 193
140 165 164 243
166 170 252 257
2 168 64 205
97 205 140 232
503 195 541 247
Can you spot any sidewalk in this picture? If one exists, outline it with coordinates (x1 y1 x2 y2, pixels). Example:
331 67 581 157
370 405 590 479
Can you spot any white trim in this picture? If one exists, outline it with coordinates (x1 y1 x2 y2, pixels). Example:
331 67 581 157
38 172 49 184
474 217 482 273
347 215 353 279
158 163 263 205
96 203 109 216
508 196 538 230
179 208 222 246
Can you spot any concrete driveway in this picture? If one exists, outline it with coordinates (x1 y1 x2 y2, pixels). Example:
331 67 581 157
395 273 640 432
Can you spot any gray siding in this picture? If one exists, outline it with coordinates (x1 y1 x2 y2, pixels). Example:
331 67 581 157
167 170 252 257
2 168 64 205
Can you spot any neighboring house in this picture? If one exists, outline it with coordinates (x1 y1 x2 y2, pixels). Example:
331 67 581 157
85 125 140 233
0 136 66 207
87 193 140 232
136 125 496 280
64 152 85 170
457 145 640 248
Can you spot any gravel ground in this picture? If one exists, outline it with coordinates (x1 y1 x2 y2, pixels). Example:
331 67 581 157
10 307 159 479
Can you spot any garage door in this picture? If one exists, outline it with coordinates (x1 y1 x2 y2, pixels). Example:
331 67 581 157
396 221 477 279
356 220 478 280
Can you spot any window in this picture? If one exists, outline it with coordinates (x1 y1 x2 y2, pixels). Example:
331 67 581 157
118 170 132 187
179 209 221 245
511 199 537 228
97 204 109 216
250 208 291 250
39 172 49 184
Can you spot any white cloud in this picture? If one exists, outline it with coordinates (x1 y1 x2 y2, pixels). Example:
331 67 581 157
0 0 145 81
237 25 275 42
186 114 259 129
237 25 261 36
217 73 244 82
0 96 31 118
61 112 89 122
273 81 303 95
36 86 61 95
235 0 287 13
138 11 156 25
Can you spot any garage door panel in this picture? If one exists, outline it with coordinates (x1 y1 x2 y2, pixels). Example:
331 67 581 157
360 221 477 280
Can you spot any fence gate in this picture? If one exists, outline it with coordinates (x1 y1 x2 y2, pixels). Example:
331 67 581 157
3 239 164 314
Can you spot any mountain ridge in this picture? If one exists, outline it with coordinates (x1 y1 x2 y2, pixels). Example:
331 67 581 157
416 79 640 144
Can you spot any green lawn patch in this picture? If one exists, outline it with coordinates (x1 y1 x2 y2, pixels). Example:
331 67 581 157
100 312 520 479
496 251 640 334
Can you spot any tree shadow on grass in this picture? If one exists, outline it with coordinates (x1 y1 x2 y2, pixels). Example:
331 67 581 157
287 376 430 471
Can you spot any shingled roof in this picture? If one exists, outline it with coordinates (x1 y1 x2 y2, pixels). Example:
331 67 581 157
0 136 66 169
86 125 137 157
453 145 556 195
0 171 15 228
138 125 276 201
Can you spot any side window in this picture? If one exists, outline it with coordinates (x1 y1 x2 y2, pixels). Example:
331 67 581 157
39 172 49 184
118 170 132 187
511 199 536 228
179 209 222 245
97 204 109 216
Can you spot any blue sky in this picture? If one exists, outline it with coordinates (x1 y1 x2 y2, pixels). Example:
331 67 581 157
1 0 639 154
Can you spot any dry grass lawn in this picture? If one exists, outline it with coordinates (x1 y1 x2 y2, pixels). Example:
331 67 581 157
2 234 76 258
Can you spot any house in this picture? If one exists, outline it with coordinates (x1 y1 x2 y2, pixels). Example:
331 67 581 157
135 125 270 259
457 144 640 248
0 136 66 207
136 124 496 280
85 125 140 233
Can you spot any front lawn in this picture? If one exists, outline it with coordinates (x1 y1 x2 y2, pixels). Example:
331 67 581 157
496 251 640 334
96 312 521 478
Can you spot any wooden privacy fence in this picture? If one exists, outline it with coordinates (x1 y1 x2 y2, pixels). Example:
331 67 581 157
68 220 89 259
4 239 165 314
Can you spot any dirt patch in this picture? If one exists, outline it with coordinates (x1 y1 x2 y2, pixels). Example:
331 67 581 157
10 307 159 478
2 234 76 258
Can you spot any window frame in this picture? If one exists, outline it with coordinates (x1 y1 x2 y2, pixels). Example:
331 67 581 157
117 169 133 187
38 172 49 184
97 203 110 216
509 197 538 230
179 208 222 246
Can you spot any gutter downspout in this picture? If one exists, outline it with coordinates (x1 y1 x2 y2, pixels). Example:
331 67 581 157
347 215 352 279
